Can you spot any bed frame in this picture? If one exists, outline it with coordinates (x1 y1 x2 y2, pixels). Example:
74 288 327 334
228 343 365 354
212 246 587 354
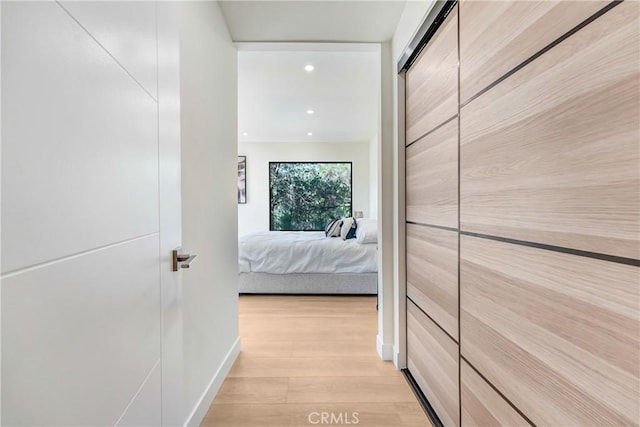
238 272 378 295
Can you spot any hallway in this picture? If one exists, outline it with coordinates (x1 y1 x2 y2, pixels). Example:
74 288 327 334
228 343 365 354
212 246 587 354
203 296 431 426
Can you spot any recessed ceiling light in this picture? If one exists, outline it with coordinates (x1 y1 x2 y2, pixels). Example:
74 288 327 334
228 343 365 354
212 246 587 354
306 109 315 115
304 64 314 72
242 132 248 136
307 132 313 136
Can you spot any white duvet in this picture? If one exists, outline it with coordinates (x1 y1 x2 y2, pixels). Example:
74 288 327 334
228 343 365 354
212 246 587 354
239 231 377 274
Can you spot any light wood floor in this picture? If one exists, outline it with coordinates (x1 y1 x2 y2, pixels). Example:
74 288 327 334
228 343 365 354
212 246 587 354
202 295 432 427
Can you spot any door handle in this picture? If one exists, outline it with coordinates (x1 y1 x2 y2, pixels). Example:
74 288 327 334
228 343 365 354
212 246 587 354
172 247 198 271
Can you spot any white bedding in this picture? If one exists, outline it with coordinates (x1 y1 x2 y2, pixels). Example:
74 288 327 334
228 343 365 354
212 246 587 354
239 231 377 274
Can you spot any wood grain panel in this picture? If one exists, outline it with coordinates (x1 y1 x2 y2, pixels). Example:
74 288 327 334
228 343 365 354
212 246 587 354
459 0 607 103
460 1 640 260
406 6 458 144
406 224 458 339
406 119 458 228
407 300 459 427
460 235 640 426
461 361 530 427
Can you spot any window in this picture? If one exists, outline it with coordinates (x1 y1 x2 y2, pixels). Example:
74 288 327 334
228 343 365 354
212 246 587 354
269 162 352 231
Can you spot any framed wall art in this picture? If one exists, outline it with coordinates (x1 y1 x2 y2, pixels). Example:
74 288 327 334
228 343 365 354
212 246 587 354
238 156 247 204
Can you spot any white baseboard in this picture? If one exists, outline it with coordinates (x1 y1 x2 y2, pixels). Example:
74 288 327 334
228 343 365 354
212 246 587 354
376 335 394 361
393 345 406 369
184 336 241 427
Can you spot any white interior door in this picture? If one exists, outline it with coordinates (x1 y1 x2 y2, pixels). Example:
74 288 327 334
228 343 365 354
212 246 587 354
157 2 185 426
1 1 182 425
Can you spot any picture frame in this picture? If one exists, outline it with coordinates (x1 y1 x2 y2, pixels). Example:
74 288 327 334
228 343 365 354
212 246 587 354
238 156 247 204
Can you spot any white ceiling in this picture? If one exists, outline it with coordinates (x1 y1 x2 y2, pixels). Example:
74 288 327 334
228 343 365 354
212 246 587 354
238 44 380 144
219 1 407 43
228 1 405 144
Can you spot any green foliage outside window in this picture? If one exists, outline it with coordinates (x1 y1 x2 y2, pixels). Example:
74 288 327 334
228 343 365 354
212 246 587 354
270 162 352 231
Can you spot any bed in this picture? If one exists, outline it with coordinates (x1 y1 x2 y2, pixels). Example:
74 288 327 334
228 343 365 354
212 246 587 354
238 223 378 294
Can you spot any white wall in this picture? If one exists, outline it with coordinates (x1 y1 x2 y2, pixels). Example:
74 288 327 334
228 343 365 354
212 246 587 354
1 3 4 421
391 1 436 65
390 0 436 368
377 41 395 361
238 141 371 236
180 2 240 425
369 134 378 219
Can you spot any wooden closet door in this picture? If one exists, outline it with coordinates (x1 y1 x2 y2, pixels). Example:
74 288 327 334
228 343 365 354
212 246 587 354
460 0 639 260
405 4 460 426
406 224 458 339
408 301 459 427
405 1 639 426
461 361 530 427
458 0 640 425
459 0 608 103
406 7 458 145
461 235 639 426
406 119 458 229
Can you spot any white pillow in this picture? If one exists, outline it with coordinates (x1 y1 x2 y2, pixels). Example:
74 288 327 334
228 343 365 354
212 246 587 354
340 217 357 240
324 218 342 237
355 218 377 244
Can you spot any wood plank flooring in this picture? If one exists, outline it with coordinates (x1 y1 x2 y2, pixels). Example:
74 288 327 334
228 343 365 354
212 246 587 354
202 295 432 427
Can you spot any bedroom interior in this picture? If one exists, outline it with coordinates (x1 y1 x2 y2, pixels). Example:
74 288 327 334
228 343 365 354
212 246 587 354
236 43 382 296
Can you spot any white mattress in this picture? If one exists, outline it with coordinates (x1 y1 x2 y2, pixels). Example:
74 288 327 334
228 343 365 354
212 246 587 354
239 231 377 274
